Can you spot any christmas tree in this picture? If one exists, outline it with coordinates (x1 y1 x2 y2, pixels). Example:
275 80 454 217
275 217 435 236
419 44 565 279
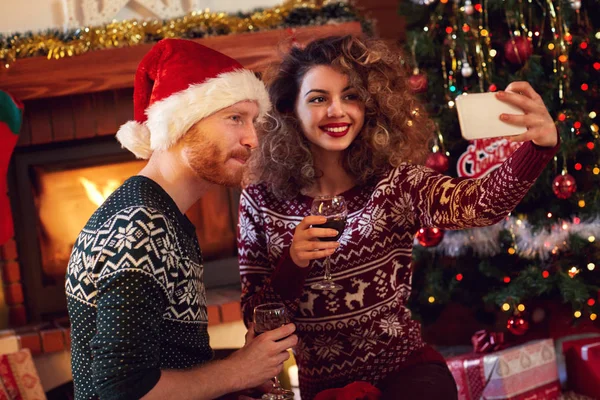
399 0 600 336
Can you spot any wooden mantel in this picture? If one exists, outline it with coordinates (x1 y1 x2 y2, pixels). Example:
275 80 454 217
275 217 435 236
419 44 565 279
0 22 362 101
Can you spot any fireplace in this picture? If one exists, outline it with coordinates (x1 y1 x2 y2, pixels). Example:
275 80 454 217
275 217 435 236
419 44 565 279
8 136 242 322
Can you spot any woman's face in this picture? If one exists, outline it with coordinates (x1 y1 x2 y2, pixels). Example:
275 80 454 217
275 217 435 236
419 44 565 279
295 65 365 154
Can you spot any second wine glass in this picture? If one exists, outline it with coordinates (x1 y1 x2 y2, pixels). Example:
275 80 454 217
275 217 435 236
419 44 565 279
310 195 347 291
254 303 295 400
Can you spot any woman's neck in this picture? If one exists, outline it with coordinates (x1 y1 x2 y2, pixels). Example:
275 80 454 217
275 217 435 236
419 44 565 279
304 147 356 198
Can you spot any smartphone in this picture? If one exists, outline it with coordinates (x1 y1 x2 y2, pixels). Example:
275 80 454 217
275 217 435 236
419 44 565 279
455 92 525 140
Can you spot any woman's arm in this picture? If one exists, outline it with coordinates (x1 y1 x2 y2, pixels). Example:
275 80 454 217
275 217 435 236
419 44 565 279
405 81 560 230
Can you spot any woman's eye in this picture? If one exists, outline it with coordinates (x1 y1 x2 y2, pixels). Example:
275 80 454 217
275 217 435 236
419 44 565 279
309 96 326 103
345 93 359 101
230 115 242 123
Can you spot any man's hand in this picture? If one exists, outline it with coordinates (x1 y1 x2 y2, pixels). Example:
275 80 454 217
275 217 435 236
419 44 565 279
224 323 297 391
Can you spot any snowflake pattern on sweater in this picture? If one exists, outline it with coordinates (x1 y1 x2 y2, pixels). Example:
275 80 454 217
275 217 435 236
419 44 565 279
66 176 212 400
238 141 558 399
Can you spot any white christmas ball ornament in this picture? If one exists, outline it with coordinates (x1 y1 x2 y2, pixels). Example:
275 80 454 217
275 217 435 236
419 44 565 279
461 62 474 77
464 0 475 15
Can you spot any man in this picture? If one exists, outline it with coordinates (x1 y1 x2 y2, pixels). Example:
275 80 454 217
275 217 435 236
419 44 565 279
65 38 297 400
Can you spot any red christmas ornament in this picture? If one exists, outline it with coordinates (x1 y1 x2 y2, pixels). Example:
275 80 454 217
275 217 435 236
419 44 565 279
426 152 449 174
488 84 498 92
415 227 444 247
504 37 533 65
408 69 428 94
507 315 529 335
552 173 577 199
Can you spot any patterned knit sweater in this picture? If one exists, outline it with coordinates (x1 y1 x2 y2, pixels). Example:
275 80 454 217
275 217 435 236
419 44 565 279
65 176 212 400
238 141 559 400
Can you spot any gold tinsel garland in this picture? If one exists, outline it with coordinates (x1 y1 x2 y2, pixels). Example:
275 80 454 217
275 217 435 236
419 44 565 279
0 0 358 69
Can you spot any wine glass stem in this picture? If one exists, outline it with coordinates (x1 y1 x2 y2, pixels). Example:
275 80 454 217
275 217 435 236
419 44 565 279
324 256 332 281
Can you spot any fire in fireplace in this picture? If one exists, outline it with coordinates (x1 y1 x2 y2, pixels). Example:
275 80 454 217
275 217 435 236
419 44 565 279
32 160 145 284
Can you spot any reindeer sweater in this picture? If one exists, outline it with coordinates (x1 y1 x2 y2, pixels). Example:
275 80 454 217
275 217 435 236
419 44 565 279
238 140 559 399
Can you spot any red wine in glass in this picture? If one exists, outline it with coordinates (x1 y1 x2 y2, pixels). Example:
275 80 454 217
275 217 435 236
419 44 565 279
254 320 284 336
253 303 294 399
310 195 347 291
313 217 346 242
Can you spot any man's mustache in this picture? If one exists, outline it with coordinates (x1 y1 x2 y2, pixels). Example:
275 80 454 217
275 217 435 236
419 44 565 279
230 147 252 162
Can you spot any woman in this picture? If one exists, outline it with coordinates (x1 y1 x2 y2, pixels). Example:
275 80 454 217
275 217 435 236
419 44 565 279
237 35 558 399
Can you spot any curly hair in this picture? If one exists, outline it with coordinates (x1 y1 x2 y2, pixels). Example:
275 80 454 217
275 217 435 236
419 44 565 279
247 35 435 199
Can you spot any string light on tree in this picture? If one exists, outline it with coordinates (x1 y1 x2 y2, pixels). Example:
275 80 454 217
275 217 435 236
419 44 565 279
587 298 596 306
568 267 581 278
574 310 582 318
588 263 596 271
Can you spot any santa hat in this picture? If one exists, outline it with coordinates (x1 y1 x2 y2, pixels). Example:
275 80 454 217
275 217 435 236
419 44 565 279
116 38 271 159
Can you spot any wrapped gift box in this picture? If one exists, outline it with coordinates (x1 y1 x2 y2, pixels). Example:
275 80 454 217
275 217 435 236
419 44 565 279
562 336 600 398
447 339 560 400
0 348 46 400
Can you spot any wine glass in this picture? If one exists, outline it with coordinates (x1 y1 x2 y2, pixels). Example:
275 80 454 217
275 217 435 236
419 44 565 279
310 195 347 291
253 303 295 400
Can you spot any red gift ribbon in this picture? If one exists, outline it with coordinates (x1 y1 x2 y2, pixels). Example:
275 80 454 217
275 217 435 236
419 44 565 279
472 329 506 354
